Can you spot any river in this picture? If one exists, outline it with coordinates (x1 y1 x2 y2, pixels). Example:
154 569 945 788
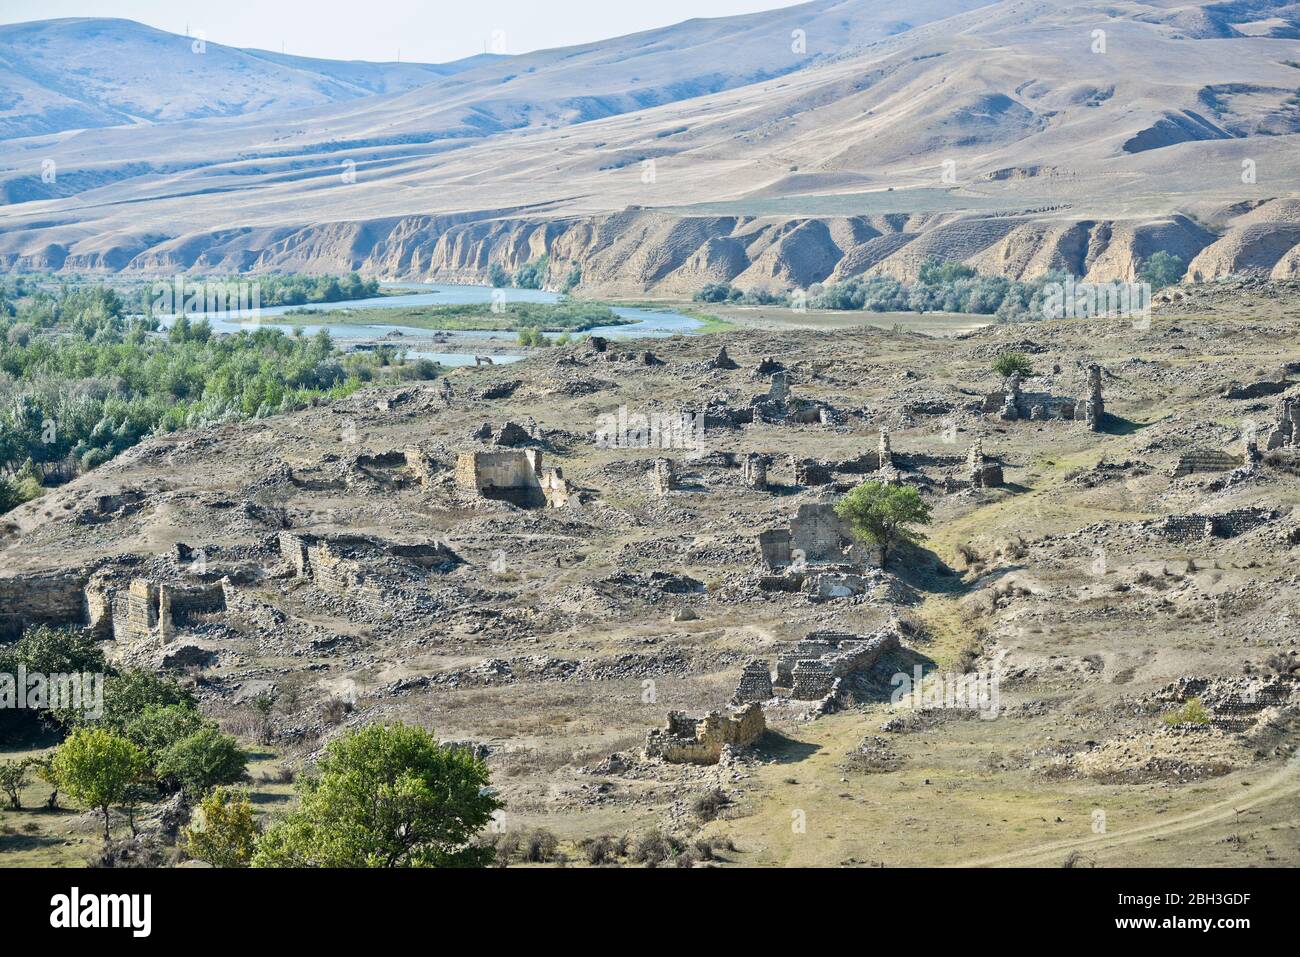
156 282 703 366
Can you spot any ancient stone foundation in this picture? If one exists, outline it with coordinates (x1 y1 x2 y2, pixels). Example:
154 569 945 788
644 703 765 764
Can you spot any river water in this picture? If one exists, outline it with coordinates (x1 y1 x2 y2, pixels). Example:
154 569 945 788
156 282 702 366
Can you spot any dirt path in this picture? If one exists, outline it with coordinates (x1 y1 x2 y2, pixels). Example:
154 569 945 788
960 752 1300 867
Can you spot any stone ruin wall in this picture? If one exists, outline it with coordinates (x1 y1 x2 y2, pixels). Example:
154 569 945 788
1156 508 1277 542
644 703 766 765
455 449 570 507
0 570 91 640
1171 449 1244 478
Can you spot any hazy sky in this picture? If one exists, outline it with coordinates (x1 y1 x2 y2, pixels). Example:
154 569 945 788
0 0 803 62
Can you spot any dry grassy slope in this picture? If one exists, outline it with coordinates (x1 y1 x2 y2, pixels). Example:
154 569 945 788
2 288 1300 866
1 1 1298 288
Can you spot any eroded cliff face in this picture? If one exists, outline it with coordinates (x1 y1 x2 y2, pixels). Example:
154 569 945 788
7 200 1300 292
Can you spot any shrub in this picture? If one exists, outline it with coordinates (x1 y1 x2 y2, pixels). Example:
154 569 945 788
1138 251 1184 290
992 352 1034 378
183 787 260 868
0 759 29 810
51 727 148 842
691 787 730 822
154 726 249 798
835 481 932 568
1162 698 1211 727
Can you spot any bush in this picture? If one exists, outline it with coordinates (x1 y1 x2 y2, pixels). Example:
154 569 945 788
51 727 148 842
1138 251 1184 290
691 788 730 822
183 787 260 868
513 256 549 290
835 481 932 569
154 726 249 798
992 352 1034 378
1162 698 1211 727
0 759 28 810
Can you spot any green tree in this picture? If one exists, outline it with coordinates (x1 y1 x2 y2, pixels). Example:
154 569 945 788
51 728 147 841
96 670 196 733
487 263 510 288
30 755 61 809
252 723 501 868
1138 251 1184 290
835 480 933 568
123 703 206 762
183 787 260 868
0 758 29 810
154 726 248 799
991 352 1033 379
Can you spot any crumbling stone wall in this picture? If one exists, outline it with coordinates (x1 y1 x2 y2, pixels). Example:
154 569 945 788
757 503 856 569
1265 398 1299 450
644 703 765 764
115 578 228 645
1078 364 1105 431
650 458 677 496
742 453 768 490
774 628 899 687
1170 449 1243 478
731 659 774 704
967 439 1004 488
790 659 835 699
455 449 569 507
0 570 90 640
1156 508 1277 542
791 457 832 486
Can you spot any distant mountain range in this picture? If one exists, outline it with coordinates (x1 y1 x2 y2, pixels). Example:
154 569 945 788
1 1 1299 289
0 18 498 140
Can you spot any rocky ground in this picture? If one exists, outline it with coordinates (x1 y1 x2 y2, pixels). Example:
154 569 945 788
3 287 1300 867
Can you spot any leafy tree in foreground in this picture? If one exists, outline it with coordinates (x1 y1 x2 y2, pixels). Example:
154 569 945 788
835 481 933 569
52 728 147 841
184 787 260 868
154 726 248 799
252 723 501 868
0 758 29 810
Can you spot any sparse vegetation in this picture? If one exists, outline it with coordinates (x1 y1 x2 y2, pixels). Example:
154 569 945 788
992 352 1034 378
1162 698 1212 727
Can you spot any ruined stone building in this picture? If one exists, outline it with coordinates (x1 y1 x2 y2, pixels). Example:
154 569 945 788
650 458 677 496
644 703 766 764
982 364 1106 430
729 627 902 709
742 453 768 490
455 449 572 507
1265 398 1300 450
967 438 1004 488
758 503 855 570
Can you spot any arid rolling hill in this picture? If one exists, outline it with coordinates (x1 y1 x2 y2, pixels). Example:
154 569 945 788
0 0 1299 290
